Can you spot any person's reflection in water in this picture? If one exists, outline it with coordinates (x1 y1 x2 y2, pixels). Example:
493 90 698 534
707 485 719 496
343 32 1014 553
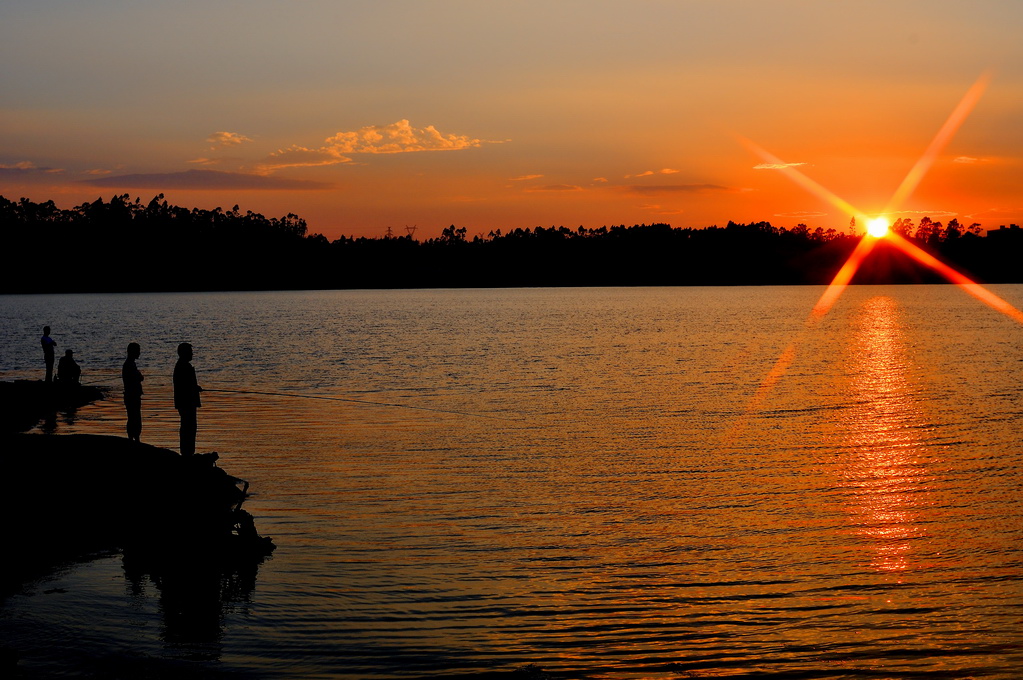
122 342 144 443
173 342 203 456
123 559 259 660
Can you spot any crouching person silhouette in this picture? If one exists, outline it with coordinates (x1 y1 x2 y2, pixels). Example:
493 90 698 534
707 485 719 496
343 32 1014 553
56 349 81 385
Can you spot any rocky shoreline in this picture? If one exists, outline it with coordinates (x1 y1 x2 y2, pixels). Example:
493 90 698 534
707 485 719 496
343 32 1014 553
0 381 276 595
1 433 276 593
0 379 105 434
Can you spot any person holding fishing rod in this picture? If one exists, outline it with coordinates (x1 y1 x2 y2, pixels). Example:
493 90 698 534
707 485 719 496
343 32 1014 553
122 342 144 443
40 326 56 383
173 342 203 456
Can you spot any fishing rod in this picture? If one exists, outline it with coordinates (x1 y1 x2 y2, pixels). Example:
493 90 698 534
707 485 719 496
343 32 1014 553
203 386 522 422
74 373 519 421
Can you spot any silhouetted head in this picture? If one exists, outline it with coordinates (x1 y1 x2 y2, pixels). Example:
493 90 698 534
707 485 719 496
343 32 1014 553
64 349 73 357
127 342 140 359
43 326 50 335
177 342 193 361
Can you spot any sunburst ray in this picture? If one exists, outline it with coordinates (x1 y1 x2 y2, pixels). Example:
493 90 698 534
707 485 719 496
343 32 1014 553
731 70 1023 430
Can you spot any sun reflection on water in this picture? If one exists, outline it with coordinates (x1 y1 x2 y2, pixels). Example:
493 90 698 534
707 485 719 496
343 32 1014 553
841 296 934 574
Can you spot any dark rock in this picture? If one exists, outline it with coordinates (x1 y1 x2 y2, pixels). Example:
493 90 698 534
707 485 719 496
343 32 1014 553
0 433 274 593
0 379 105 433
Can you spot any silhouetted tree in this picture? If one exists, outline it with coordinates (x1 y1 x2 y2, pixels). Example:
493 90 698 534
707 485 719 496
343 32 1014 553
4 194 1022 292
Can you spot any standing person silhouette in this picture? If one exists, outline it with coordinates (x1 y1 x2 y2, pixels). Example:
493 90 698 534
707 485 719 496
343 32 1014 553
173 342 203 456
122 342 144 442
40 326 56 383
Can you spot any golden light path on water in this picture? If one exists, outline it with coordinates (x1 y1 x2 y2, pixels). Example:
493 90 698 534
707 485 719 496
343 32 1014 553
732 69 1023 430
843 296 932 574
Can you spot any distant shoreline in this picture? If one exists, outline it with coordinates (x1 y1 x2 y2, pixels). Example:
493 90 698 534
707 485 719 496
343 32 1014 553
6 281 1023 297
4 194 1022 293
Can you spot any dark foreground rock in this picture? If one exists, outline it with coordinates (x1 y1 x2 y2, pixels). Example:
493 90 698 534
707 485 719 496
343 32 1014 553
0 379 105 433
0 433 275 593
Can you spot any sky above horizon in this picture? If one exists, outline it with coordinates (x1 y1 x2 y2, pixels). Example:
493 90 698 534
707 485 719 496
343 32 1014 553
3 0 1022 240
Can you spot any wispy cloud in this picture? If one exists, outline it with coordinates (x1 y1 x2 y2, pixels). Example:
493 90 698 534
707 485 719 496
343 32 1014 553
0 161 65 180
953 156 981 164
207 131 253 149
509 174 544 181
82 169 334 191
639 203 684 216
775 211 828 219
624 168 681 179
965 207 1023 223
258 146 353 173
886 209 960 218
525 184 584 193
620 184 740 195
754 162 807 170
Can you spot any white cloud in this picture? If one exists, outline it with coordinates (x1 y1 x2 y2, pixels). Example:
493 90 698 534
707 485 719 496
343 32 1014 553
256 119 489 174
324 119 481 154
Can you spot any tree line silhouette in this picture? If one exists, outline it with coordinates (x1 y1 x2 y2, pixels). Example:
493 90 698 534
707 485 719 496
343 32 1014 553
2 194 1020 293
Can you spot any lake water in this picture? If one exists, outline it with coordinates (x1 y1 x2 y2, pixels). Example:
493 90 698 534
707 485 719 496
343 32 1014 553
2 285 1023 679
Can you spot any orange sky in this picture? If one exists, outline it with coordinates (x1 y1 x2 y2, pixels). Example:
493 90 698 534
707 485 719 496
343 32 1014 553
2 1 1022 240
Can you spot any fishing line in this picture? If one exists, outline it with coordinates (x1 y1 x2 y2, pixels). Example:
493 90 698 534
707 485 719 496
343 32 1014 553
203 387 521 422
71 374 521 421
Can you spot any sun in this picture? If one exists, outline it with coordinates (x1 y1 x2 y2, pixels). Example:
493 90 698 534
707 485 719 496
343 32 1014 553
867 217 889 238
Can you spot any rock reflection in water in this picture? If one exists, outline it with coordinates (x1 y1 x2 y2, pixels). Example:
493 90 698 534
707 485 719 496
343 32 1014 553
124 556 261 659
